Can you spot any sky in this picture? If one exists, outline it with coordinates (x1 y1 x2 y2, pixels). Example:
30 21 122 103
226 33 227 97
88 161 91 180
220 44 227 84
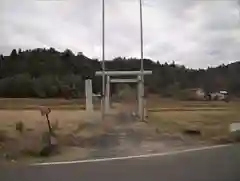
1 0 240 68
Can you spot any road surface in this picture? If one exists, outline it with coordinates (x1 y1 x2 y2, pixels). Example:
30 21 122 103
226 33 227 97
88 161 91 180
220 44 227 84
1 144 240 181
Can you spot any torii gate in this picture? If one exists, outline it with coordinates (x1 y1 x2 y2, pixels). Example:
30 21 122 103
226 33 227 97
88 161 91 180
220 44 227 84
85 70 152 120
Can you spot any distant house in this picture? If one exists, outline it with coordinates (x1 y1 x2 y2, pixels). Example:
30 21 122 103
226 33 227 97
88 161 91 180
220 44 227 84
220 91 228 95
209 91 229 101
184 88 229 101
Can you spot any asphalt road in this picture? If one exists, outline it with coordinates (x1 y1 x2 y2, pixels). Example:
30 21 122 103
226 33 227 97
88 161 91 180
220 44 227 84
1 144 240 181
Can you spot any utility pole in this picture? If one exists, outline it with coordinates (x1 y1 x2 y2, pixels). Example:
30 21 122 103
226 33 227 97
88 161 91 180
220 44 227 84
101 0 106 121
139 0 145 121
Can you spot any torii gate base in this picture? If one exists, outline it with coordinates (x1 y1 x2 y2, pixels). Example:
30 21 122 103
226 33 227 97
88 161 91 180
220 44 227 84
96 71 152 120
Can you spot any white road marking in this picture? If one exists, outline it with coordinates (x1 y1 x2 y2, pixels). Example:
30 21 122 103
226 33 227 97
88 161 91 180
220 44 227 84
32 144 233 166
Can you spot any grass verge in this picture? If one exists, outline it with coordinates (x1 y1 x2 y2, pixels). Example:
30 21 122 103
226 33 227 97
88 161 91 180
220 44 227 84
148 110 240 143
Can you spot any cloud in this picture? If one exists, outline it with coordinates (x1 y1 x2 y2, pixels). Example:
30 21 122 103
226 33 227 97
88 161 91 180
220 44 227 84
1 0 240 68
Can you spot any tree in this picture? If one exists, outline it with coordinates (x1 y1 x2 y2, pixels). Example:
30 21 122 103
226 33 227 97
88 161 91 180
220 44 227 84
10 49 18 58
0 48 239 98
18 48 22 54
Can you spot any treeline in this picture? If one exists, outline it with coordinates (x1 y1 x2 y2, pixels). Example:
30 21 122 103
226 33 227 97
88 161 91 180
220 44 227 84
0 48 240 98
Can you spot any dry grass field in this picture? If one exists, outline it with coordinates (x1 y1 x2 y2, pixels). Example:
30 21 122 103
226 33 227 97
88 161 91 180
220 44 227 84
0 98 87 110
147 96 240 142
0 110 100 133
0 108 104 164
0 97 239 164
149 110 240 141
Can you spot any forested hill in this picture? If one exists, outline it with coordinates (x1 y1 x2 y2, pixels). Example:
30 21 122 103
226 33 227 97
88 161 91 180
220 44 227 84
0 48 240 98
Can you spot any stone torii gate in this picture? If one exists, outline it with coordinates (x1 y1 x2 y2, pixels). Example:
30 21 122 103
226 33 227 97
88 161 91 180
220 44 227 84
95 70 152 118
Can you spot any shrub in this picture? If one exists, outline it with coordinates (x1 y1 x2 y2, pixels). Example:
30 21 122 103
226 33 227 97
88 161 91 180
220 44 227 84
15 121 24 133
231 130 240 142
0 130 7 142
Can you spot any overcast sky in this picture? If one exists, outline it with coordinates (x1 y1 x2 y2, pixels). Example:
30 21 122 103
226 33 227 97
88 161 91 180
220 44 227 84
1 0 240 68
